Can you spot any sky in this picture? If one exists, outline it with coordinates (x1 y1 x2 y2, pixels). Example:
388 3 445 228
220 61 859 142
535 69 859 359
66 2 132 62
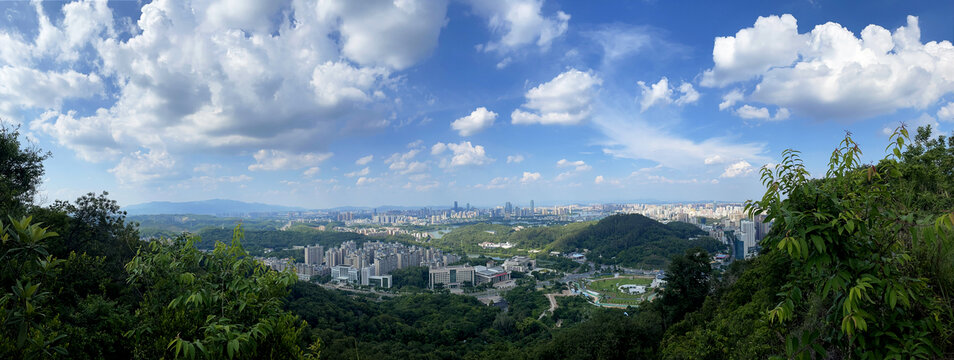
1 0 953 208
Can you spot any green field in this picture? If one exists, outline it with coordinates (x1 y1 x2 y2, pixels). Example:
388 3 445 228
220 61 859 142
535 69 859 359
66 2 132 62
585 277 654 306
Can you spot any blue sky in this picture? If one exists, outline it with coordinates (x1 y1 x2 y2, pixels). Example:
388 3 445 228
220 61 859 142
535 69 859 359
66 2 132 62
2 0 953 208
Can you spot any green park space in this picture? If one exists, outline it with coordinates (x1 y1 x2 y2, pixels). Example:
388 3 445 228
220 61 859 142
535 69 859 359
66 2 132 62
584 276 654 306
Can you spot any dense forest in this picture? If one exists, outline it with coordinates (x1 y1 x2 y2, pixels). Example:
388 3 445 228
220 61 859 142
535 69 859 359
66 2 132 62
553 213 725 268
2 124 953 359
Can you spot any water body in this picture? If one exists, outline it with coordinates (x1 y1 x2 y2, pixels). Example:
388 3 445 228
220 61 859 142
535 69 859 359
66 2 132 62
426 227 456 239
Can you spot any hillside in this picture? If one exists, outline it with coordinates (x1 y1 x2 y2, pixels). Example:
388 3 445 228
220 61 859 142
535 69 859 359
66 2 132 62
555 214 724 268
124 199 306 216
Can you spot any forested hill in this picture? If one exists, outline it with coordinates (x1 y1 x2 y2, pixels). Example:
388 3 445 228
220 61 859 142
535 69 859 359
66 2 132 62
555 214 723 268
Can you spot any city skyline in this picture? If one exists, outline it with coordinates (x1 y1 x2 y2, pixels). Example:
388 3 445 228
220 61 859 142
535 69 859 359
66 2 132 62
2 1 953 208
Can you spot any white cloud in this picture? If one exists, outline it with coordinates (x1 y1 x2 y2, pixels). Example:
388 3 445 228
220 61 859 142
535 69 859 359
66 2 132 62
451 107 497 136
718 89 744 110
556 158 591 172
468 0 570 54
637 77 698 111
248 150 332 171
521 171 542 183
356 177 377 186
506 155 524 163
511 69 602 125
385 149 421 171
475 176 512 189
328 0 449 70
433 141 493 168
701 14 804 87
6 0 450 179
938 102 954 122
109 149 176 184
703 15 954 119
594 108 768 169
594 175 604 184
345 167 370 177
720 160 754 178
431 142 447 155
884 113 941 137
355 155 374 165
735 105 790 121
704 155 724 165
303 167 320 177
193 163 222 174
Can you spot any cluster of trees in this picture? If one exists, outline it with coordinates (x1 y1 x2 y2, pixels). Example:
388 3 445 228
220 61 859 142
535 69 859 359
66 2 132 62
0 126 319 359
552 214 725 268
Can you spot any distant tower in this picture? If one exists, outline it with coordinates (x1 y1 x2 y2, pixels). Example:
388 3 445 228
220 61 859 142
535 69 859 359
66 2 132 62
530 200 534 214
453 201 458 211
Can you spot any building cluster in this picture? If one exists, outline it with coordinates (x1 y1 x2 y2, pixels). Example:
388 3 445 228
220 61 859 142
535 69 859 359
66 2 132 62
261 240 459 288
427 256 535 289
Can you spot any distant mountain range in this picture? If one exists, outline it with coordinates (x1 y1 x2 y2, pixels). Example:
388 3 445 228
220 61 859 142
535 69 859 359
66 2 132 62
124 199 307 216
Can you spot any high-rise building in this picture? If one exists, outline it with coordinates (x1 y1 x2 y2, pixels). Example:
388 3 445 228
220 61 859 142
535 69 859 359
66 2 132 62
453 201 458 211
530 200 534 215
740 220 757 258
304 245 323 265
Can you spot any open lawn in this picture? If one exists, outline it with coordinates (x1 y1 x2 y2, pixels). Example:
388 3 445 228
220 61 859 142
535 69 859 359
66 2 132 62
584 276 654 306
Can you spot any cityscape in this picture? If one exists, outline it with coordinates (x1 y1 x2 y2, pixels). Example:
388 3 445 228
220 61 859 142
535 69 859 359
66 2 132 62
0 0 950 358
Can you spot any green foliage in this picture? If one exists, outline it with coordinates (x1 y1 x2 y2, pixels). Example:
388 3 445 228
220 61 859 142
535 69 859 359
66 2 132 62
0 217 68 359
124 225 318 359
390 266 429 289
658 248 712 326
556 214 723 268
0 125 51 218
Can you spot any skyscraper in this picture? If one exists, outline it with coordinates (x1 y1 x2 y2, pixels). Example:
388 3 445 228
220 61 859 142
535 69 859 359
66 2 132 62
530 200 534 215
453 201 458 211
304 245 323 265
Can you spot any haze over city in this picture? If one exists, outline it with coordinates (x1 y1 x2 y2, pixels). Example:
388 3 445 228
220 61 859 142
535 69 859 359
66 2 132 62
2 0 953 208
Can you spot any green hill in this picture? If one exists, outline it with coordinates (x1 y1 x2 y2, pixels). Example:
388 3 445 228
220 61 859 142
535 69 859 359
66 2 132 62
555 214 724 268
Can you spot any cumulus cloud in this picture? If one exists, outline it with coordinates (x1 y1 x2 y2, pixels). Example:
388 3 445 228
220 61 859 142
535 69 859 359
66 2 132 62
451 107 497 136
4 0 450 183
327 0 449 70
385 149 421 172
433 141 494 168
521 171 542 183
506 155 524 163
345 167 370 177
720 160 754 178
303 167 320 177
938 102 954 122
703 15 954 119
594 175 604 184
248 150 333 171
356 177 377 186
355 155 374 165
556 159 591 172
468 0 570 54
718 89 744 111
735 105 790 121
475 176 512 189
511 69 602 125
109 149 176 184
637 77 699 111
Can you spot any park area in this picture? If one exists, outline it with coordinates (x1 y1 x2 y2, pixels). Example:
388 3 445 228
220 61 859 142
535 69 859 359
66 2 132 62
583 276 655 306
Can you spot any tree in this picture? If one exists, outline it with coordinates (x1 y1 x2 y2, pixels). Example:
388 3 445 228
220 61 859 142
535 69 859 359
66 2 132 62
743 127 954 358
658 247 711 326
0 124 50 217
124 225 320 359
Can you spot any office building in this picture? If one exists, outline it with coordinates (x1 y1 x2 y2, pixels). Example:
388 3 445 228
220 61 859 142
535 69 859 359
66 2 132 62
428 266 475 289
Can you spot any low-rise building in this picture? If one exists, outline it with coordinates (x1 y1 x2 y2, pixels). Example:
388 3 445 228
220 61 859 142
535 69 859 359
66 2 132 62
474 265 510 285
428 266 475 289
502 256 535 272
368 275 392 288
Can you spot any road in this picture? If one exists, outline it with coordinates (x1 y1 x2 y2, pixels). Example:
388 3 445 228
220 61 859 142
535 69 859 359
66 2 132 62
538 290 574 320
